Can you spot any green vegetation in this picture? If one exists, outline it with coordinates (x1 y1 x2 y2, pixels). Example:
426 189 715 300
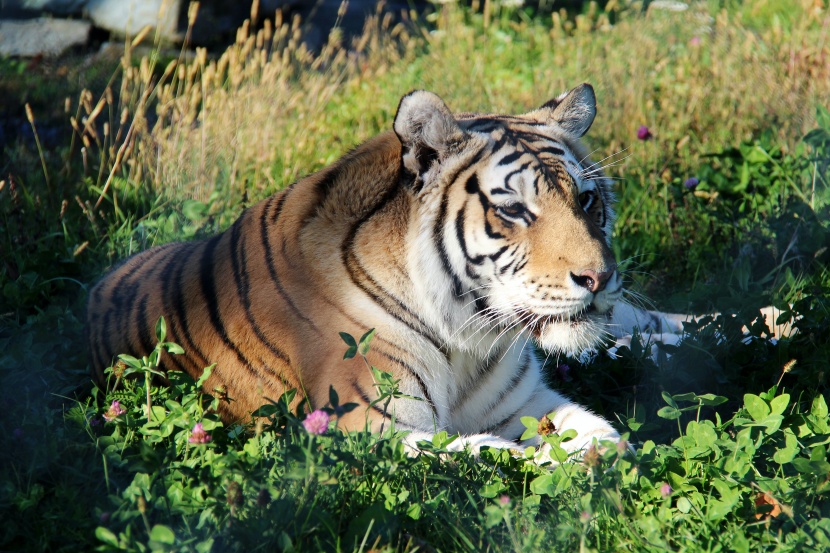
1 0 829 551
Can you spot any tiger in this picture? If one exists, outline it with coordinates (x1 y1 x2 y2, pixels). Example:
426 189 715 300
85 84 789 463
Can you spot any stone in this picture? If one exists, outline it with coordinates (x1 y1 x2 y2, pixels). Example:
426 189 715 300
86 0 183 42
0 17 91 56
0 0 89 17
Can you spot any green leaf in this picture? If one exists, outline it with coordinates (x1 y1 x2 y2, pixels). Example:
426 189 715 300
520 427 538 441
95 526 119 547
745 145 770 164
358 328 376 355
707 498 734 521
744 394 770 421
676 497 692 514
769 394 790 416
697 394 728 407
163 342 184 355
791 457 830 475
406 503 421 520
672 392 698 403
521 416 538 429
195 364 215 388
339 332 357 359
812 395 828 419
773 431 798 464
431 431 458 449
150 524 176 544
479 482 506 498
155 316 167 342
484 504 505 528
117 354 142 369
661 391 678 409
252 404 279 417
657 406 682 420
530 474 555 496
339 332 357 348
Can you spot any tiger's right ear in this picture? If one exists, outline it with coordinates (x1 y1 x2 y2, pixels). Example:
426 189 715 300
394 90 466 188
534 83 597 138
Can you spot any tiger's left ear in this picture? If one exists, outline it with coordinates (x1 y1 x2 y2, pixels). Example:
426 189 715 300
394 90 466 188
532 83 597 138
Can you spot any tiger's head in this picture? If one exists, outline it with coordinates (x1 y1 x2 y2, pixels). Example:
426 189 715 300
394 85 621 356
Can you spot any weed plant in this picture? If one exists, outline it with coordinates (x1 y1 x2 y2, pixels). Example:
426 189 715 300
1 0 829 551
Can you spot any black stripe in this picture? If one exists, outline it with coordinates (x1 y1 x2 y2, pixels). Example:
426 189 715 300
352 380 416 428
312 164 343 207
108 245 177 366
481 356 533 433
484 220 505 239
230 212 292 366
339 181 441 343
514 129 565 143
503 161 532 190
438 147 487 197
151 245 199 374
376 349 437 416
259 197 321 333
455 209 485 266
168 244 212 369
465 119 500 133
537 145 565 156
454 345 506 406
491 130 511 151
486 404 525 435
513 255 529 273
271 190 288 222
135 295 153 356
489 245 508 262
497 150 524 166
199 234 276 385
498 246 520 275
434 187 465 300
465 173 479 194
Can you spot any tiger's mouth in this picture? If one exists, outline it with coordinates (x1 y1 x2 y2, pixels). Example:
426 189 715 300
519 304 598 338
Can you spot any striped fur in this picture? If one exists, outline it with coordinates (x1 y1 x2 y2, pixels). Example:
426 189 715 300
87 85 628 459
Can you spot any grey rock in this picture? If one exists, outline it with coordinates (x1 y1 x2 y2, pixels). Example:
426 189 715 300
86 0 183 41
0 17 90 56
0 0 89 16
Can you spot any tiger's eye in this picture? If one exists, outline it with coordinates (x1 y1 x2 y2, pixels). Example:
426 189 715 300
497 203 526 220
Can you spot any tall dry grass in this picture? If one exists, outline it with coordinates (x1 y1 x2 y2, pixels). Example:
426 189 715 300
72 0 829 224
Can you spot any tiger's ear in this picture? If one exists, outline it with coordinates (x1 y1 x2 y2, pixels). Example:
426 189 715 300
394 90 466 187
533 83 597 138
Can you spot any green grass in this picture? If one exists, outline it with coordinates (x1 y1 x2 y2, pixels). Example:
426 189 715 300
1 1 830 551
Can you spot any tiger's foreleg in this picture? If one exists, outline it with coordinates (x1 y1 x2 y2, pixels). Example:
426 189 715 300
608 303 796 362
398 389 618 463
379 391 618 463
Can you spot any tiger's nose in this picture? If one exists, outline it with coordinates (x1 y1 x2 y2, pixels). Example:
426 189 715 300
571 266 615 293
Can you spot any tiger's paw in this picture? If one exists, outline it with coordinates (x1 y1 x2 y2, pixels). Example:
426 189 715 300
608 332 683 364
404 430 522 459
533 429 627 466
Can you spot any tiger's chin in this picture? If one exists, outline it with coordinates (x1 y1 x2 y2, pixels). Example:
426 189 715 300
530 308 610 356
